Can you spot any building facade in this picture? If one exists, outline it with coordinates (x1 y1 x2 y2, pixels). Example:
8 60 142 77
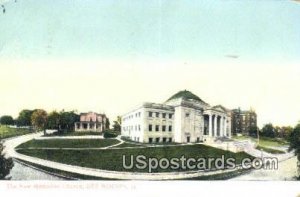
231 108 257 135
74 112 109 132
121 91 232 143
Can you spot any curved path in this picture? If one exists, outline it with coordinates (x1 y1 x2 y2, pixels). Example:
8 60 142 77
3 132 242 180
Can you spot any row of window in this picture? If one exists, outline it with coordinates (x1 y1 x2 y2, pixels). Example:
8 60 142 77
123 112 141 121
148 112 173 119
123 125 141 132
149 124 172 132
149 137 172 143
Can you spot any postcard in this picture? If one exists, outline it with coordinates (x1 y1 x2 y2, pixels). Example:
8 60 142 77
0 0 300 196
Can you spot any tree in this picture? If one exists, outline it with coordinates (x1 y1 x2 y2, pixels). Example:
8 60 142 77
112 116 122 133
261 123 275 138
16 109 34 126
105 118 110 130
0 143 14 180
47 111 61 130
59 111 79 132
0 115 14 125
31 109 48 134
248 126 259 137
288 124 300 179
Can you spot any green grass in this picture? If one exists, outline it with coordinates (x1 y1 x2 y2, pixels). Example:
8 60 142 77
233 135 289 147
256 145 286 154
45 131 102 136
0 125 32 140
113 142 145 148
17 144 253 173
17 139 120 149
258 136 289 147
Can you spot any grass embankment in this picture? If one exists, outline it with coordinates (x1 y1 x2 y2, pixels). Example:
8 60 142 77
17 139 120 149
45 131 102 137
0 125 32 140
256 145 285 154
17 143 252 173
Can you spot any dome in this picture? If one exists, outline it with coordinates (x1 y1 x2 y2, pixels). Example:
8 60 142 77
166 90 204 102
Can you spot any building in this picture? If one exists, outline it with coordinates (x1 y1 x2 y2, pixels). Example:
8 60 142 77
74 112 109 132
121 90 232 143
231 108 257 136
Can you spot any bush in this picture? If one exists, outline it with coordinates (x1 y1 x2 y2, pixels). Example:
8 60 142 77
0 143 14 179
103 130 118 138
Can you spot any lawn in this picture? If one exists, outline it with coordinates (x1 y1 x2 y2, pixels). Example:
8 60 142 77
45 131 102 136
17 139 120 149
0 125 32 140
233 135 289 147
17 144 253 173
256 145 286 154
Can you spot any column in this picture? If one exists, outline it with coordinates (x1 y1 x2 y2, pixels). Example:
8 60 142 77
214 115 217 137
209 114 212 137
224 117 228 137
220 117 223 137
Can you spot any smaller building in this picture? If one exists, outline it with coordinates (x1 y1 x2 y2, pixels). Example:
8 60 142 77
74 112 109 132
231 108 257 136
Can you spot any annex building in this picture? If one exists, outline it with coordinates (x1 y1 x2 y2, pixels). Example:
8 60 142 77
121 90 232 143
75 112 109 132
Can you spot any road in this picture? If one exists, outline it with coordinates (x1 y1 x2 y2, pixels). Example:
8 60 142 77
8 161 64 180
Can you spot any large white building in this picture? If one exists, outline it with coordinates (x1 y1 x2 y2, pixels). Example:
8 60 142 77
121 90 231 143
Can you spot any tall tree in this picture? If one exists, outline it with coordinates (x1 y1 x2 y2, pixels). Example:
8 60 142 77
31 109 48 135
0 115 14 125
288 123 300 179
17 109 34 126
0 143 14 180
261 123 275 138
59 111 79 131
47 111 61 130
112 116 122 133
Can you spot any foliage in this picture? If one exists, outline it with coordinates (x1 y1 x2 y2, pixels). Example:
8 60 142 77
31 109 48 133
288 124 300 179
103 130 118 138
47 111 61 130
248 126 259 137
105 118 110 130
16 109 35 126
59 111 79 132
0 115 14 125
112 116 122 133
260 123 276 138
0 143 14 179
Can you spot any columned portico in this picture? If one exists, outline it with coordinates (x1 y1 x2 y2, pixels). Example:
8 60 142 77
205 113 230 138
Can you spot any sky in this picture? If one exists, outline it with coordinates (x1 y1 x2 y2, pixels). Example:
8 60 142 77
0 0 300 127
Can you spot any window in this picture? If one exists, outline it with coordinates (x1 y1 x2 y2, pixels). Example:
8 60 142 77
169 125 172 132
197 137 200 142
138 112 141 117
162 125 166 132
169 114 173 119
149 138 153 143
169 138 172 142
187 136 190 143
138 125 141 131
155 137 160 143
162 113 166 118
149 124 152 131
156 112 159 118
155 125 159 132
185 113 190 118
149 112 153 117
163 137 167 143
